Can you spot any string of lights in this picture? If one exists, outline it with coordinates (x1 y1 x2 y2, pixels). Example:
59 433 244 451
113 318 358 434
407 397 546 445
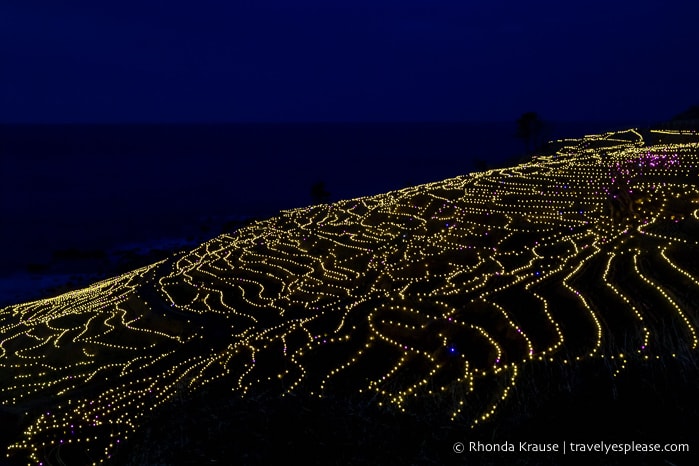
1 128 698 464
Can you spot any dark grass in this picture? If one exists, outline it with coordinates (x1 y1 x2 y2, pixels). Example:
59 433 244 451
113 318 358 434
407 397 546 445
111 347 699 466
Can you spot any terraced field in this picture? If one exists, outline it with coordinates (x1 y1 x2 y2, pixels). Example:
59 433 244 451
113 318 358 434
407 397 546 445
1 128 698 465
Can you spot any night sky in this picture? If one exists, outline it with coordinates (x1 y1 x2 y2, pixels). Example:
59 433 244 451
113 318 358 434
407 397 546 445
2 0 698 123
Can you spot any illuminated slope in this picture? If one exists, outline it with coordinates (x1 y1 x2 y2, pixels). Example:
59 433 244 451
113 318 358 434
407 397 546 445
2 128 699 465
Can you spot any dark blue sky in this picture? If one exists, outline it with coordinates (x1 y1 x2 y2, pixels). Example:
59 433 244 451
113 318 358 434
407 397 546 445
1 0 698 123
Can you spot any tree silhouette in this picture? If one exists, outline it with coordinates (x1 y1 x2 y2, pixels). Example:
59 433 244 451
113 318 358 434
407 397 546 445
310 181 331 204
516 112 545 154
471 157 489 172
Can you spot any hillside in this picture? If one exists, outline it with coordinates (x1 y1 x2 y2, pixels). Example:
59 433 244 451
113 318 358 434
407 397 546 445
1 128 699 465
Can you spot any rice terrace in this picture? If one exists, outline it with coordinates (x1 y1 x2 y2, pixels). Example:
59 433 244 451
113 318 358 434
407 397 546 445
1 127 698 465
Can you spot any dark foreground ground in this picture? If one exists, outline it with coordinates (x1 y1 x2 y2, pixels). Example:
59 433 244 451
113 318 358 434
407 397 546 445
110 350 698 466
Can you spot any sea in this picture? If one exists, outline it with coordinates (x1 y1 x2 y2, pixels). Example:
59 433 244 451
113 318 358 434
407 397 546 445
0 121 644 305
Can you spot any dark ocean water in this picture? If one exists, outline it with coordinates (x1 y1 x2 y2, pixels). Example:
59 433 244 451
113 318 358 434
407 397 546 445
0 121 640 277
